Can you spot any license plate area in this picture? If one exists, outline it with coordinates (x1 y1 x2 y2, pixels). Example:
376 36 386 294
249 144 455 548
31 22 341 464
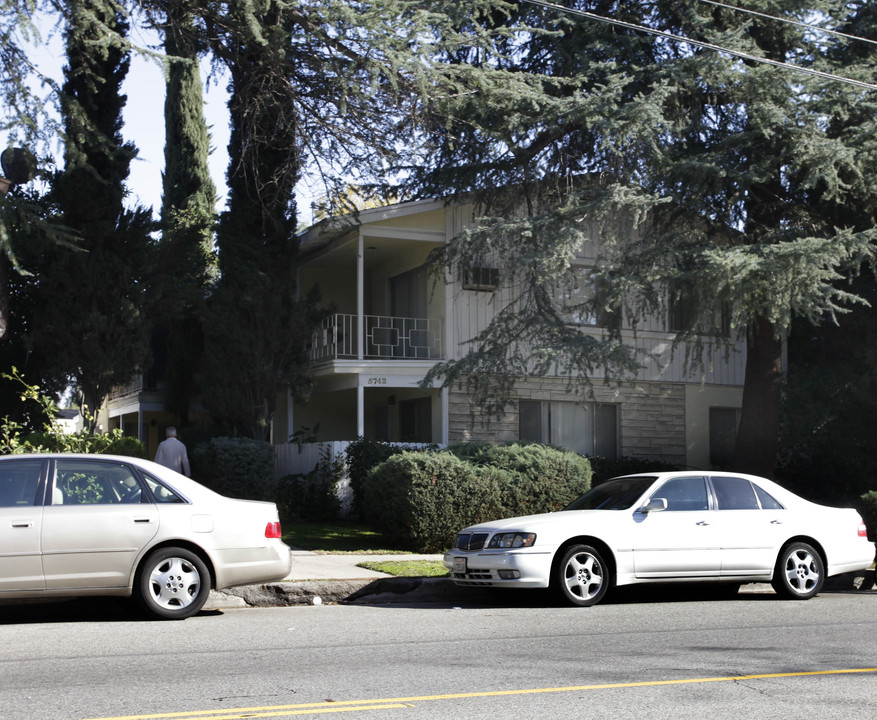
453 556 467 574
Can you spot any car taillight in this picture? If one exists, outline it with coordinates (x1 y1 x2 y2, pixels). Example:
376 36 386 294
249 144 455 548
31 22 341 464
858 523 868 538
265 522 282 539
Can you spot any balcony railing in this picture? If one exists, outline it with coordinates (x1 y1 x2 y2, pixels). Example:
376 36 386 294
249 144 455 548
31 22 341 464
310 313 444 363
108 376 143 400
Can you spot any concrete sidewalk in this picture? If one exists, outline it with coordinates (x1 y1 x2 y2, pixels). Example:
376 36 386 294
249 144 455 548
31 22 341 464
284 549 446 581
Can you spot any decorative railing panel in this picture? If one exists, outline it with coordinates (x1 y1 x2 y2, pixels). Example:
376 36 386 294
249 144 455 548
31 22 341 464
309 314 444 363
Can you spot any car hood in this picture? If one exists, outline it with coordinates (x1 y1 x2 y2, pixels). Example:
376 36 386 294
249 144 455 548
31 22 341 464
463 509 614 534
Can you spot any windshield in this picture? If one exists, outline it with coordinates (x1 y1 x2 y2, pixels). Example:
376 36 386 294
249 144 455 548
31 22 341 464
564 476 657 511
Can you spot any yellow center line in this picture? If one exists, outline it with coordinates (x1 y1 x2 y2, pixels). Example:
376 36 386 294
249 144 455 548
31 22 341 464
80 668 877 720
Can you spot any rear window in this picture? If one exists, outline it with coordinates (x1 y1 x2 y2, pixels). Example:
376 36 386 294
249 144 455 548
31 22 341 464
565 476 656 511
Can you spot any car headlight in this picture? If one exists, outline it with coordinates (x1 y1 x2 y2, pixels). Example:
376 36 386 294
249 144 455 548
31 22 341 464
488 532 536 549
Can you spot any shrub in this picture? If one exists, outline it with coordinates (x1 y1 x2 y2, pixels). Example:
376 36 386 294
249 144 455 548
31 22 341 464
191 437 276 500
277 446 343 521
345 437 437 518
448 442 592 513
587 455 681 485
363 451 506 552
363 443 591 552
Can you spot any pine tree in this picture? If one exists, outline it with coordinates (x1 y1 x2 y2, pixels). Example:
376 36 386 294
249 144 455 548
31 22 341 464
34 0 155 429
411 0 877 478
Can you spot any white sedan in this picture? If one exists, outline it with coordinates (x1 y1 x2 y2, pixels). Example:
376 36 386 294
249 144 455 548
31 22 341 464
444 471 874 606
0 454 292 619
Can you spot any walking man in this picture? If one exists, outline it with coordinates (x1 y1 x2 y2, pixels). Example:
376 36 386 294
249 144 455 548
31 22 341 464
154 426 191 476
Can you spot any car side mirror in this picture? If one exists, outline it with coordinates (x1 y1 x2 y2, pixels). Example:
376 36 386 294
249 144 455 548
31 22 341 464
640 497 668 513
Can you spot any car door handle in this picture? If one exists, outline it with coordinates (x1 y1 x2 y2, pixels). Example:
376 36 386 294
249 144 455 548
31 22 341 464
696 521 711 526
771 519 783 525
133 517 153 524
11 521 33 528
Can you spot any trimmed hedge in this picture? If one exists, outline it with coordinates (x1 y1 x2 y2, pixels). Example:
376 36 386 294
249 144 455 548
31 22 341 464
19 429 146 457
191 436 276 501
363 443 591 552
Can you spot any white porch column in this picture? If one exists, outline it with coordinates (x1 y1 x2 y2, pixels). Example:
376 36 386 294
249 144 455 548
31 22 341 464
441 386 449 445
357 231 364 361
357 383 365 437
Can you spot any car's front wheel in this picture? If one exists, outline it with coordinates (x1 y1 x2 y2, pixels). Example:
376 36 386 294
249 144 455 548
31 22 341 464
137 547 211 620
555 544 608 607
771 541 824 600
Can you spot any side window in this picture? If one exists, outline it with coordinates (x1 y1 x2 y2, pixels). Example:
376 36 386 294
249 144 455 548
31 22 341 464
142 474 185 504
753 483 785 510
713 475 759 510
0 460 42 507
53 461 144 505
652 476 709 511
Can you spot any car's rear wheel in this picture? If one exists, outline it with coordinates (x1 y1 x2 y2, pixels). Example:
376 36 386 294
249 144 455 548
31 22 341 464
555 544 608 607
771 541 824 600
137 547 210 620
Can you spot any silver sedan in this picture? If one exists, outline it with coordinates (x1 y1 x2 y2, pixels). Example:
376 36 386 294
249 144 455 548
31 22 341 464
0 453 291 619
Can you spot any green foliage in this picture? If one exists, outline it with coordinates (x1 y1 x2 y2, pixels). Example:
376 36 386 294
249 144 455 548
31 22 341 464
190 436 276 500
587 455 681 486
345 437 416 519
277 445 342 521
362 443 591 552
20 429 145 457
0 366 146 456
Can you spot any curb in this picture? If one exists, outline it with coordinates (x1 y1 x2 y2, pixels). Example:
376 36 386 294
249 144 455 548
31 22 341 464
207 570 877 611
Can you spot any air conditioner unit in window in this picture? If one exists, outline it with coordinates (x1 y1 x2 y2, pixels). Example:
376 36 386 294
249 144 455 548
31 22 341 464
462 265 500 291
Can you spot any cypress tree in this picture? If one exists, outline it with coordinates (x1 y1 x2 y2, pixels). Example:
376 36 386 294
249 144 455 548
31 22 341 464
157 0 217 428
35 0 154 429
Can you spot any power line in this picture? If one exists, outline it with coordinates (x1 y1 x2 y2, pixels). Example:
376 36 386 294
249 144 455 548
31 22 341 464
699 0 877 48
521 0 877 91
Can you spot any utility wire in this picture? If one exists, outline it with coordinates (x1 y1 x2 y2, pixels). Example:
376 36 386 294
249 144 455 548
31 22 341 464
521 0 877 91
699 0 877 47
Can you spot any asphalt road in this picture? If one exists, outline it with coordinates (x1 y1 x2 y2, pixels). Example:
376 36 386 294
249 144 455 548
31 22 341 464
1 588 876 720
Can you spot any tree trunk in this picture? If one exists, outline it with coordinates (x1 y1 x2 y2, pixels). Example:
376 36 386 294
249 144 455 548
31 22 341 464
731 315 783 478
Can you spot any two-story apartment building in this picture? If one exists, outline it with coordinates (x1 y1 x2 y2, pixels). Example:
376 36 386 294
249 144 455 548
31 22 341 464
275 196 747 470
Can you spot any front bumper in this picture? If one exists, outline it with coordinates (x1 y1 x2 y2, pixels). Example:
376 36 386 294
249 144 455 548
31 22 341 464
443 549 553 589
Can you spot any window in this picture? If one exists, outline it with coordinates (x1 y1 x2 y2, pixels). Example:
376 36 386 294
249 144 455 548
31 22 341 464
709 407 740 467
53 461 144 505
462 265 500 291
142 474 185 503
753 483 784 510
652 476 709 511
0 460 41 507
668 284 731 336
712 475 759 510
553 268 619 328
519 400 617 458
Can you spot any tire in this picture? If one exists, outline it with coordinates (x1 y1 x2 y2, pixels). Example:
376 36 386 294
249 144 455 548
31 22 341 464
771 542 824 600
555 544 609 607
137 547 211 620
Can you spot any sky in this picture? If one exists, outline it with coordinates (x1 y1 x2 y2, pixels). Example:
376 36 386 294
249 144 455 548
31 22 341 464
17 17 317 228
24 19 232 221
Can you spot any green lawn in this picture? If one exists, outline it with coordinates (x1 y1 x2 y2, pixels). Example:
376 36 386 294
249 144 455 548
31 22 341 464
356 559 449 577
282 519 408 554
